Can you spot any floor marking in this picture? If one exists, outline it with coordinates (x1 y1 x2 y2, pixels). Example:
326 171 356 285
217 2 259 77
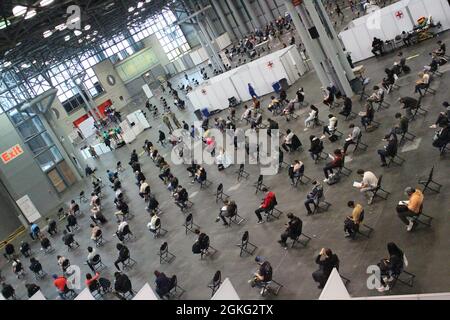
227 183 241 192
139 151 145 157
407 54 420 60
190 191 199 198
401 138 422 153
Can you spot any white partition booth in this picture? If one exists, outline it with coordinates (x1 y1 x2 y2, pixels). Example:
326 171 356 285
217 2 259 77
74 288 96 300
187 45 307 111
339 0 450 62
133 283 159 300
211 278 241 300
29 290 47 300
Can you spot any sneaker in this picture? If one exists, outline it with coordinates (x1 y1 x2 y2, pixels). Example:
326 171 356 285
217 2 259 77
323 178 329 183
344 232 352 238
320 135 326 140
303 128 309 132
257 220 265 224
368 197 374 205
406 220 414 232
260 288 266 295
215 217 220 223
377 285 389 292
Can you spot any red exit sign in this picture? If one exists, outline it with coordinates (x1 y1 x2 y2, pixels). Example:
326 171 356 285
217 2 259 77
1 144 24 164
292 0 303 6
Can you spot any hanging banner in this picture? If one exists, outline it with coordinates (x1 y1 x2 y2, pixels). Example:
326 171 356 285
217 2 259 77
16 195 41 223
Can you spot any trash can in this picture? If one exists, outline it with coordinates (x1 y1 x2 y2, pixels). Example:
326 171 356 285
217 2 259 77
201 108 210 118
194 109 203 121
279 78 289 91
272 81 281 94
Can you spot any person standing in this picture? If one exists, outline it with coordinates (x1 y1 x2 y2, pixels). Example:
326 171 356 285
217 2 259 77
169 111 182 129
248 83 258 98
162 114 174 133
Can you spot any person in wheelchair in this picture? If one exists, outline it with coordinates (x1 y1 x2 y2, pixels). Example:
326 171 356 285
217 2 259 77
344 201 364 238
376 242 405 292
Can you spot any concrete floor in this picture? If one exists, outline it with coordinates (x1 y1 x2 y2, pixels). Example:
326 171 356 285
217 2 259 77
1 29 449 300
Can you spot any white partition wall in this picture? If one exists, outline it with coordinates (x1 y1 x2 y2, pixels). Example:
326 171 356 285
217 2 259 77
319 268 351 300
133 283 159 300
339 0 450 62
215 33 232 50
29 290 47 300
211 278 241 300
74 288 96 300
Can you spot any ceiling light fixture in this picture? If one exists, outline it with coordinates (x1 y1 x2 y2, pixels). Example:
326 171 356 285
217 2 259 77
86 35 91 39
21 63 30 69
92 30 98 35
68 16 80 24
84 24 91 31
78 39 83 43
64 35 70 41
128 6 135 12
74 30 82 36
4 61 12 67
39 0 54 6
0 19 9 30
137 1 144 8
133 12 139 16
12 5 27 17
145 0 152 3
55 23 66 31
43 30 53 38
24 10 37 20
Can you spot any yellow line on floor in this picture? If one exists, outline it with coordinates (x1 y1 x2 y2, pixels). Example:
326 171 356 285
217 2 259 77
139 151 145 157
0 226 26 249
407 54 420 60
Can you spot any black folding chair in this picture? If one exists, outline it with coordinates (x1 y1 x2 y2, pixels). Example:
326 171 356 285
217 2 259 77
207 271 222 297
418 166 442 194
411 205 433 229
353 132 368 153
158 242 176 264
390 268 416 289
183 213 199 235
152 218 168 238
79 191 88 203
290 232 312 248
265 205 283 221
254 175 268 194
122 255 137 270
90 254 107 272
368 175 390 202
352 210 374 239
236 231 257 257
312 196 331 214
227 207 246 226
215 183 229 203
167 275 186 299
292 172 312 187
236 164 249 181
387 153 405 167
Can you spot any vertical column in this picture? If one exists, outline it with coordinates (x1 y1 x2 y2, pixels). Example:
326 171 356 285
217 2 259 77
314 0 355 81
194 0 219 39
303 0 353 96
258 0 275 24
243 0 262 30
211 0 237 41
197 22 225 71
283 0 330 89
226 0 249 35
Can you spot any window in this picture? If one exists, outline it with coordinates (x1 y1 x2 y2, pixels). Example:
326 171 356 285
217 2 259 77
17 116 46 140
27 131 54 155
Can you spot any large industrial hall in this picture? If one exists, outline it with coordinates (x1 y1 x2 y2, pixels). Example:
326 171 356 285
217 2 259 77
0 0 449 301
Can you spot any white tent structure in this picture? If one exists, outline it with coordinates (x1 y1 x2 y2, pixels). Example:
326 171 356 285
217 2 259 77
319 268 351 300
339 0 450 62
211 278 241 300
29 290 47 300
187 45 307 111
74 288 96 300
133 283 159 300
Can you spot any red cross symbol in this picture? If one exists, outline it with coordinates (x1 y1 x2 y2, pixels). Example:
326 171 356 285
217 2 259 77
201 89 207 95
267 61 274 69
395 11 404 19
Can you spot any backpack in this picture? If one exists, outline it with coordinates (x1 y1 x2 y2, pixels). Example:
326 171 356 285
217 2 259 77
272 196 278 207
200 235 210 250
192 242 202 254
262 262 273 282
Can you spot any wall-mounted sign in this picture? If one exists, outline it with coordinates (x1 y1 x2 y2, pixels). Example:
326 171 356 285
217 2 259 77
292 0 303 6
1 144 24 164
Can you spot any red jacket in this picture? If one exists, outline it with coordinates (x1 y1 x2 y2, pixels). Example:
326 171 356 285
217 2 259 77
54 276 67 292
262 192 276 209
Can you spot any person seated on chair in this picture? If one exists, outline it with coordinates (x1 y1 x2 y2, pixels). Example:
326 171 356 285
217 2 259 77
254 188 277 224
85 272 101 290
90 224 102 242
282 129 302 152
116 221 132 242
46 217 57 236
174 185 189 209
414 71 430 96
279 89 289 104
378 133 398 167
267 96 281 113
3 241 15 260
1 283 15 300
249 257 273 295
114 244 130 271
430 101 450 128
282 102 295 121
304 180 323 215
39 234 52 251
62 230 79 249
312 248 340 289
266 118 279 137
278 213 303 247
360 103 375 130
193 229 210 254
90 204 107 225
138 179 150 199
253 97 261 111
114 272 133 300
159 161 171 182
432 122 450 150
19 241 31 257
434 40 446 57
69 200 79 216
25 283 40 298
53 274 75 300
339 95 352 117
215 199 237 226
295 87 305 106
305 105 319 129
147 212 160 234
288 160 304 185
187 161 199 177
192 166 207 185
29 257 43 275
90 192 100 208
57 255 70 273
112 175 122 191
115 198 129 222
396 187 424 232
323 149 344 183
399 96 419 119
12 259 25 278
65 214 78 233
376 242 405 292
356 169 378 204
241 105 252 122
367 85 384 104
344 201 364 238
321 114 338 139
154 270 172 299
167 175 179 192
371 37 383 56
382 68 396 93
322 86 335 108
343 124 361 154
308 135 324 162
30 222 41 240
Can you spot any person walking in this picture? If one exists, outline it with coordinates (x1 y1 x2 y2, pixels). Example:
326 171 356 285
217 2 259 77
162 114 174 133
